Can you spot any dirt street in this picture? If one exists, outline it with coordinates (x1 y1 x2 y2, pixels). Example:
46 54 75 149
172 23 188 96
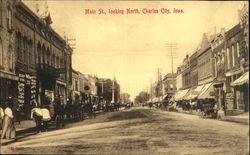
1 107 249 154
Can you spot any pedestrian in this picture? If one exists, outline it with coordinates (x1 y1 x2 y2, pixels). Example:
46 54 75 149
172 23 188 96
1 98 16 139
0 104 4 131
31 102 43 133
54 98 65 129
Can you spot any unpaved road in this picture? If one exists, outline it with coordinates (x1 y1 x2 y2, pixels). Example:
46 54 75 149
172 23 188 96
1 107 249 154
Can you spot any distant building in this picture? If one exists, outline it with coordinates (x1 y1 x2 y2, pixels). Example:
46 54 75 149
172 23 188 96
189 51 198 87
182 55 191 89
162 73 177 99
197 33 214 85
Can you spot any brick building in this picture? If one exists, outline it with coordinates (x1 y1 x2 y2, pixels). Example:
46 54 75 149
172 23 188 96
0 0 73 118
0 0 18 104
162 73 177 99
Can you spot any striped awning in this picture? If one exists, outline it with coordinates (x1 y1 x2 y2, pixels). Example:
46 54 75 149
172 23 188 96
231 72 249 87
198 83 214 99
175 89 190 101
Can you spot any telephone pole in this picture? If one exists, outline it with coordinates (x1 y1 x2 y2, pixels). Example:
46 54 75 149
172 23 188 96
165 43 178 100
165 43 178 74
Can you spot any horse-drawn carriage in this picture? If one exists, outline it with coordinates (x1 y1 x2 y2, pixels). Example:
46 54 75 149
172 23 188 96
201 103 217 119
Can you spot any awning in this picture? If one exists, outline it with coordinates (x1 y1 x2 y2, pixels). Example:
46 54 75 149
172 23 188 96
225 68 242 77
198 83 214 99
231 72 249 86
175 89 190 101
186 94 198 100
0 71 19 81
163 94 169 100
194 85 204 93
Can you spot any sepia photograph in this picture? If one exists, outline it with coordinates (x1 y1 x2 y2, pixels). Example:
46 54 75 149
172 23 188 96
0 0 249 154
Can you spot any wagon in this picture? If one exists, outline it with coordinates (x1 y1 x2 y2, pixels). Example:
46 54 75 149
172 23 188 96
201 103 217 119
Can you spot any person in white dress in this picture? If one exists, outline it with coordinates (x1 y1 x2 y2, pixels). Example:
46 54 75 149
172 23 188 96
1 99 16 139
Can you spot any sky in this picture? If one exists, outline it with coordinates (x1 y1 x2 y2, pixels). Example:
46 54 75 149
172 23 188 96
23 0 246 100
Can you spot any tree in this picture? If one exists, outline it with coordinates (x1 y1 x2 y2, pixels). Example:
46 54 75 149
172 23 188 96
97 78 120 103
134 91 150 104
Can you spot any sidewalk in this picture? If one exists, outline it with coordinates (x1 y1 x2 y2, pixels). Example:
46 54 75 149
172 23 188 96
14 120 36 131
174 107 249 125
220 112 249 125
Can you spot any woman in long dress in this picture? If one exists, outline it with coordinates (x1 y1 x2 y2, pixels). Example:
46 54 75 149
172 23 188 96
0 105 4 131
1 100 16 139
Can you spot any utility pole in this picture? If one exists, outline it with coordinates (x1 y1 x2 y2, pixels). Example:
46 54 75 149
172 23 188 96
165 43 178 100
165 43 178 74
111 76 115 104
150 78 152 102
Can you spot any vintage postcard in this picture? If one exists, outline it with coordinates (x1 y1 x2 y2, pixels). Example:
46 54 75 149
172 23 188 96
0 0 249 154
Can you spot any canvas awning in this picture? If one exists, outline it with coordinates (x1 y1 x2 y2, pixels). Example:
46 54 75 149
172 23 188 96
194 85 204 93
231 72 249 87
162 94 169 100
197 83 214 99
175 89 190 101
186 94 198 100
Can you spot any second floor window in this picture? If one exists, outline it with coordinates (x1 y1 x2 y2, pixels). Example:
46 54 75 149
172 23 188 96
7 7 12 31
236 42 240 57
226 47 230 69
232 45 235 67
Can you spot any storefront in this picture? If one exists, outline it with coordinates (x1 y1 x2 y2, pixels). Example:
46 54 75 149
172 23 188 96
231 71 249 112
55 80 67 105
175 88 190 101
16 72 37 119
0 71 18 105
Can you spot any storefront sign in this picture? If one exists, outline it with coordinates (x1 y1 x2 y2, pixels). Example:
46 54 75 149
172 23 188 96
225 92 234 110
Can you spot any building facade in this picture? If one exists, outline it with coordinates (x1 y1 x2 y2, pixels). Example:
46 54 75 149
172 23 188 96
1 0 73 118
0 0 18 105
163 73 177 99
189 51 198 88
197 33 214 86
211 28 226 113
182 55 191 89
224 23 248 114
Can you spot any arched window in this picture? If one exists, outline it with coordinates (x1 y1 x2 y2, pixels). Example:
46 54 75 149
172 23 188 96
23 37 27 63
57 56 60 68
29 40 33 66
214 55 217 77
37 43 41 66
42 45 46 65
0 38 3 67
7 6 12 31
52 54 55 67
